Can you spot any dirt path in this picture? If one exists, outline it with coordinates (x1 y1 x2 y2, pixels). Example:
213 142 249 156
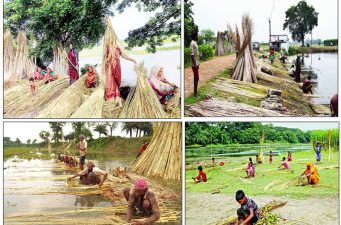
184 54 236 97
186 193 338 225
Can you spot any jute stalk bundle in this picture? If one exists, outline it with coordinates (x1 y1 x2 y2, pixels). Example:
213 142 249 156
119 63 167 118
53 44 68 77
132 122 182 181
11 31 35 80
4 30 15 79
229 15 257 83
165 88 181 118
4 78 69 118
71 84 105 118
37 76 93 118
102 98 124 118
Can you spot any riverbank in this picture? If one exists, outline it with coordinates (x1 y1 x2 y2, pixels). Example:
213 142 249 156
4 136 150 161
186 150 339 224
185 51 333 116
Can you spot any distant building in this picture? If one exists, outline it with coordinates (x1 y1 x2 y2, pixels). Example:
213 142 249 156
252 42 260 51
270 35 289 51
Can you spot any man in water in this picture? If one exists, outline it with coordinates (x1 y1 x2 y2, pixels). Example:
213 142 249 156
136 141 149 158
190 31 200 97
76 134 87 170
67 161 108 186
67 43 79 85
123 178 160 224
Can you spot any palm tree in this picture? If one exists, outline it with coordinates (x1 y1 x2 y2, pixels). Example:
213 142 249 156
122 123 134 138
105 122 118 136
32 139 37 144
27 139 31 145
39 131 50 143
94 124 108 138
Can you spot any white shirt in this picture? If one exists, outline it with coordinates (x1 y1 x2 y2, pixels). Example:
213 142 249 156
79 140 87 156
78 167 107 176
190 40 199 67
288 68 295 75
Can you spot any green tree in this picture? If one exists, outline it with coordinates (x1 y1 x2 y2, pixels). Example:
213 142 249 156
4 137 13 146
122 122 135 138
4 0 119 64
184 0 198 47
200 29 215 46
27 139 31 145
15 138 22 145
105 122 118 136
118 0 180 53
64 132 75 142
71 122 87 141
94 124 108 138
39 131 50 143
32 139 37 144
49 122 65 143
283 1 318 47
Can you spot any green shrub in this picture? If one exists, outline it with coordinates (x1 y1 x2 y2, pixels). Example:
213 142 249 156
199 44 214 61
324 39 338 46
288 46 301 55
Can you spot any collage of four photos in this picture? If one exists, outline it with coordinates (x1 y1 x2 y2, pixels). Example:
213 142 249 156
2 0 340 224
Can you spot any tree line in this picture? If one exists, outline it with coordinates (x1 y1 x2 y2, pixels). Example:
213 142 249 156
185 122 315 146
4 122 152 146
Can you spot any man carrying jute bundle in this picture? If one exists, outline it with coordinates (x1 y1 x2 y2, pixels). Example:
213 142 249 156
123 178 160 225
76 134 87 170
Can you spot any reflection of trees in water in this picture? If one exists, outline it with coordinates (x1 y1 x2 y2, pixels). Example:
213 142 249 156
74 195 109 208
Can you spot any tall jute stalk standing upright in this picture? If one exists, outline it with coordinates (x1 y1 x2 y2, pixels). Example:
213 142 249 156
229 15 257 83
4 30 15 79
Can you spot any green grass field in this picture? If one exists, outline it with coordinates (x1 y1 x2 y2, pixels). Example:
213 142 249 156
4 136 151 161
186 150 339 199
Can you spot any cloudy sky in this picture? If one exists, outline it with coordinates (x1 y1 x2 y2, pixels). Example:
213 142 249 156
191 0 337 42
4 122 132 143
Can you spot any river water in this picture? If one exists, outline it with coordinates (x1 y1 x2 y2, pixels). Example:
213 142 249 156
79 50 181 87
288 53 338 104
4 158 126 224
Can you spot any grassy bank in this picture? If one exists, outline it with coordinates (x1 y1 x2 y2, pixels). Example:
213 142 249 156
186 150 339 198
4 136 151 161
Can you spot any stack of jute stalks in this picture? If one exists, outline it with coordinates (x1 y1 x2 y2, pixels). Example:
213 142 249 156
4 78 69 118
165 88 181 118
11 31 35 80
53 44 68 77
132 122 182 181
229 15 257 83
37 76 94 118
119 63 167 118
4 30 15 80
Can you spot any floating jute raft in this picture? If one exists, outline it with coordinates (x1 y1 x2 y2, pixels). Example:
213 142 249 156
132 122 182 181
119 63 167 118
37 76 96 118
4 78 69 118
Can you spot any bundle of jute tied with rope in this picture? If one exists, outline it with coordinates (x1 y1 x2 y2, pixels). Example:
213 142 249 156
229 14 257 83
132 122 182 181
11 31 35 80
119 63 167 118
4 30 15 80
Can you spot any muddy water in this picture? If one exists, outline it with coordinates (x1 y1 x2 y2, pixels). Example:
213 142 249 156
4 158 126 224
288 53 338 104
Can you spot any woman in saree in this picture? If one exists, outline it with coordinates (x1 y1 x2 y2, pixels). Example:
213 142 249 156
85 65 98 88
301 162 320 185
44 68 57 84
33 67 44 81
102 17 137 107
148 65 177 105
